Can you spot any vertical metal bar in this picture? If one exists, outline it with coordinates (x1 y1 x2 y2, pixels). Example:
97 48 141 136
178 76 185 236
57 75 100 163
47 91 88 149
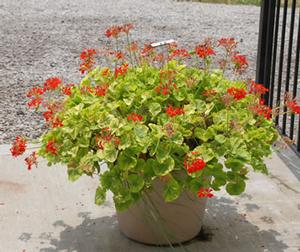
269 0 281 108
256 0 271 85
262 0 276 104
290 7 300 140
282 0 297 135
275 0 289 125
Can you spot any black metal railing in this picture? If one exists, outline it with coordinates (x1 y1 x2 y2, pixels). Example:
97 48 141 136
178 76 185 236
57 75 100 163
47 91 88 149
256 0 300 155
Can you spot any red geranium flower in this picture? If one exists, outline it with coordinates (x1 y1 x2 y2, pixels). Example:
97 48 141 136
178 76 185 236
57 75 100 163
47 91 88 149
232 54 248 74
105 25 122 38
169 49 191 60
286 101 300 115
27 87 44 97
195 44 215 59
94 85 109 97
45 140 58 155
217 37 237 51
52 117 63 128
127 112 143 122
44 77 62 91
101 68 110 77
27 97 43 108
250 100 272 120
121 23 134 34
249 81 269 95
129 42 138 52
197 188 214 198
165 105 184 117
227 87 247 100
96 128 120 150
10 136 27 157
80 49 97 60
203 89 217 97
61 83 75 96
184 158 206 173
43 110 54 122
24 151 38 170
115 63 129 78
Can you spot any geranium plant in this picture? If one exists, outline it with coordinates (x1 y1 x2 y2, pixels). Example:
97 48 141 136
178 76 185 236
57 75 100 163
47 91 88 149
11 24 300 211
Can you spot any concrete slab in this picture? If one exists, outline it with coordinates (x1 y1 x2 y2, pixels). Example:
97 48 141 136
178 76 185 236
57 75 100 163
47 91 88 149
0 146 299 252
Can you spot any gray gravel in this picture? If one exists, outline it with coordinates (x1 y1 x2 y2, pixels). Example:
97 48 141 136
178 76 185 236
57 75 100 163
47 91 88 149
0 0 260 144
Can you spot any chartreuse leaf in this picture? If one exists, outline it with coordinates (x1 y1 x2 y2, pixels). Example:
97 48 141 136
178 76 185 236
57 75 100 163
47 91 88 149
114 191 133 211
163 178 181 202
67 168 83 182
215 135 226 144
194 127 215 142
95 186 106 205
117 150 137 170
251 158 268 174
225 158 245 172
153 157 175 176
128 174 145 193
134 124 148 139
193 146 215 162
226 179 246 195
156 143 171 163
96 142 118 163
149 102 161 117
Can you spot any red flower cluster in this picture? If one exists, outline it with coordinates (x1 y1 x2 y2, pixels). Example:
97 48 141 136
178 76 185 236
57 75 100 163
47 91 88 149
110 50 124 60
101 68 110 77
195 44 215 59
42 103 63 128
115 63 129 78
184 158 206 173
44 77 62 91
61 83 74 96
249 81 269 95
27 87 44 97
52 117 63 128
24 151 37 170
27 87 44 108
129 42 138 52
27 96 43 108
156 70 177 95
197 188 214 198
155 85 170 95
232 54 248 74
94 85 109 97
80 49 97 74
217 37 237 51
127 112 143 122
80 86 94 95
250 100 272 120
169 49 191 60
140 43 154 57
165 105 184 117
227 87 247 100
203 89 217 97
286 101 300 115
80 49 97 60
96 128 120 150
105 23 134 38
10 136 27 157
45 140 58 155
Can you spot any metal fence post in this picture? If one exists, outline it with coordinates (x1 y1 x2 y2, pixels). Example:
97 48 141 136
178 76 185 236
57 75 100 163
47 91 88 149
256 0 276 103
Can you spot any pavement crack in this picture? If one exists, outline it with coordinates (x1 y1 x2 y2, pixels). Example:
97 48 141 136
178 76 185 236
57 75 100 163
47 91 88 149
269 174 300 194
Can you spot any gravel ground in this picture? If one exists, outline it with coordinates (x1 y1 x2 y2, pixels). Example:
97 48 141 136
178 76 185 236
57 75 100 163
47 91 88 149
0 0 260 144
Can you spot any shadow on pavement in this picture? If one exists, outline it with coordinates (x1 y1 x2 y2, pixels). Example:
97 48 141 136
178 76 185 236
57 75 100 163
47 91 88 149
36 197 289 252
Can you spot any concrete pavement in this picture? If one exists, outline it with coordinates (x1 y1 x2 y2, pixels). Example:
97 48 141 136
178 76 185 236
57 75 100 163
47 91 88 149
0 145 299 252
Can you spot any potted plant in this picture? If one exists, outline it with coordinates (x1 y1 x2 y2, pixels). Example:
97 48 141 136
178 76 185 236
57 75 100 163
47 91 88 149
10 24 300 246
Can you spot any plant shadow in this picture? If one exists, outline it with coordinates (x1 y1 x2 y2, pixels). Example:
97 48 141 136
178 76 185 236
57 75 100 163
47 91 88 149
38 197 289 252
